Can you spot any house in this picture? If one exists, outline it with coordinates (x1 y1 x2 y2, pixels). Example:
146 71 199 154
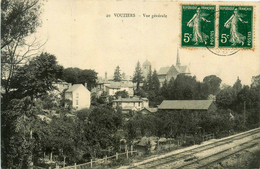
158 100 217 113
112 97 149 112
105 81 134 96
53 79 71 92
94 74 135 97
48 80 71 98
158 48 191 85
65 84 91 110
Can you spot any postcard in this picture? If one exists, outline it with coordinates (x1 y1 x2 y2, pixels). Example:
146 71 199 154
1 0 260 168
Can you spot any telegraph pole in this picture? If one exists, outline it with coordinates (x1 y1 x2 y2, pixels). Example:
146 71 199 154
243 101 246 127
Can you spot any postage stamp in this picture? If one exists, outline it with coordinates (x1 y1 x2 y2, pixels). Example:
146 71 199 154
219 6 253 48
181 5 215 47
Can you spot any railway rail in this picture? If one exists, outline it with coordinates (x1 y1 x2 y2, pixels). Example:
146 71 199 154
126 127 260 169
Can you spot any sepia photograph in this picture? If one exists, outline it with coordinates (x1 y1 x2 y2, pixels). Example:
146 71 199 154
1 0 260 168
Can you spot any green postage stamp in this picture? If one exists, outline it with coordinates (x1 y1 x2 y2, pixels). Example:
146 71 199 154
181 5 215 47
219 6 253 48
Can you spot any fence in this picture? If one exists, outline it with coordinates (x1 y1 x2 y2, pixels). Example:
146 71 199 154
202 133 215 142
58 149 137 169
54 135 214 169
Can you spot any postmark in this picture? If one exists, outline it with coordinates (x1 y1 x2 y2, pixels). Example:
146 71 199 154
181 5 215 47
219 6 253 48
201 10 240 56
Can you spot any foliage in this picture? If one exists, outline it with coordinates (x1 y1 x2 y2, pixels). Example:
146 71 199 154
134 88 147 98
233 77 242 94
1 0 44 107
9 53 63 100
125 112 158 140
141 70 162 107
203 75 222 95
151 70 160 93
132 61 144 90
115 90 129 99
1 0 42 49
62 67 98 90
216 86 236 109
2 97 38 168
113 65 122 82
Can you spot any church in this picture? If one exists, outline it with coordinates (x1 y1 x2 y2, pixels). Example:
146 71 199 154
157 49 191 85
142 59 152 79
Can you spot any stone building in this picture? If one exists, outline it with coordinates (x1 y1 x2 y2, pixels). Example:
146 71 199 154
158 49 191 85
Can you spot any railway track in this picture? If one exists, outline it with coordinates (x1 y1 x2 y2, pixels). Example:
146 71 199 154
175 137 260 169
128 127 260 169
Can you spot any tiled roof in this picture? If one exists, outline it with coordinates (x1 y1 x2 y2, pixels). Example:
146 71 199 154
113 97 148 102
158 100 213 110
106 81 134 89
176 65 191 74
158 67 170 75
142 107 158 113
66 84 83 92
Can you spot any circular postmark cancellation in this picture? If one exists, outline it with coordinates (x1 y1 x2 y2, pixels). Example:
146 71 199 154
202 10 240 56
201 6 253 56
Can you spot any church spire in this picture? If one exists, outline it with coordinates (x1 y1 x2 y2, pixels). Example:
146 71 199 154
176 48 181 67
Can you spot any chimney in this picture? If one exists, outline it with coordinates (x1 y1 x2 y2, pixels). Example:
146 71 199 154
176 47 181 67
105 72 108 80
84 82 88 88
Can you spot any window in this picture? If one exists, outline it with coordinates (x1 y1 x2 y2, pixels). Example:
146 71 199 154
76 93 79 98
76 100 79 105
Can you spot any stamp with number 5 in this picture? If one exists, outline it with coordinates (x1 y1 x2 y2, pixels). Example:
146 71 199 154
181 5 215 47
219 6 253 48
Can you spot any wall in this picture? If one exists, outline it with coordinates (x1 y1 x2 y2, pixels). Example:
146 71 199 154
74 86 91 110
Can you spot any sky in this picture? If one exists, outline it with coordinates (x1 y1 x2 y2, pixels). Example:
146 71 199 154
36 0 260 85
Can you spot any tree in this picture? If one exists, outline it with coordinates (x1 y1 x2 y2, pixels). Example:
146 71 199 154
113 66 122 82
203 75 222 95
78 69 98 90
9 53 63 100
2 97 38 168
160 80 169 99
132 61 144 90
168 74 197 100
1 0 45 104
115 90 129 99
86 106 123 156
151 70 160 93
62 68 98 90
2 53 63 168
232 77 242 95
145 70 162 107
1 0 43 49
62 67 81 84
216 86 236 109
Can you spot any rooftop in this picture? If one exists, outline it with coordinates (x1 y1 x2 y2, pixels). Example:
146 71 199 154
106 81 134 89
66 84 85 92
113 97 148 102
158 100 214 110
142 107 158 113
158 67 171 75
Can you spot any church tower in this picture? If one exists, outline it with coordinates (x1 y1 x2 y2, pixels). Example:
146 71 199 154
176 48 181 67
142 60 151 79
